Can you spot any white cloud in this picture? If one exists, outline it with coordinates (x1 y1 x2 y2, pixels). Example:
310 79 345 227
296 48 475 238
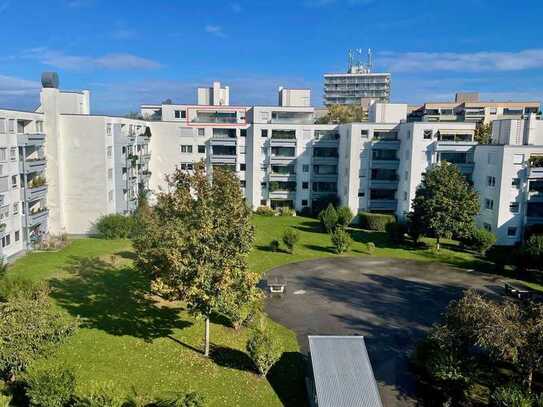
379 49 543 73
0 74 41 110
22 48 161 70
205 25 227 38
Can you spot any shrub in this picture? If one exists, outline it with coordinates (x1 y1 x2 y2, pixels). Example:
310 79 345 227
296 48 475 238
0 277 47 302
359 212 395 232
155 392 206 407
282 229 299 254
246 326 282 376
0 257 7 280
521 234 543 270
72 382 124 407
254 206 275 216
0 394 11 407
490 385 533 407
386 222 407 244
366 242 376 255
464 227 496 255
277 207 295 217
269 239 280 252
318 204 338 233
24 366 76 407
94 214 135 239
330 228 352 254
336 207 353 229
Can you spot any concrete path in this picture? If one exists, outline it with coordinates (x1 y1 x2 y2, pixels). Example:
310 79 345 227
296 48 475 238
264 256 503 407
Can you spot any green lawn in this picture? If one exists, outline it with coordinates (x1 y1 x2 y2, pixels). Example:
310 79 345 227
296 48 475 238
4 214 538 406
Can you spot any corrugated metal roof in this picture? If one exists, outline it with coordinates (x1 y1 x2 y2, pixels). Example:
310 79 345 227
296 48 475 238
308 336 383 407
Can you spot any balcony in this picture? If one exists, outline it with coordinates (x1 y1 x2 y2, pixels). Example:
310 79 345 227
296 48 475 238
20 159 46 174
28 208 49 227
22 185 48 201
17 133 46 146
369 199 397 211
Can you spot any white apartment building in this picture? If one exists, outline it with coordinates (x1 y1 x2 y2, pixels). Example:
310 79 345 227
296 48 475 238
0 72 540 260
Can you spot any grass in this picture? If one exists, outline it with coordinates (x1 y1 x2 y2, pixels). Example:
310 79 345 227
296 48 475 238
4 214 540 405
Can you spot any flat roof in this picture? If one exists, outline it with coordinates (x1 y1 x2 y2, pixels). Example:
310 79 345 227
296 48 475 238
309 336 383 407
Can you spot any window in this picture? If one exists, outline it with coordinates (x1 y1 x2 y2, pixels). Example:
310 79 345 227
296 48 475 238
260 112 270 121
14 230 19 242
507 227 517 237
357 192 365 197
12 203 17 215
106 146 112 158
198 145 206 154
108 190 113 202
106 124 112 136
513 154 524 165
260 200 267 206
108 168 113 180
11 175 16 188
509 202 520 213
260 182 267 189
361 130 368 138
483 223 492 232
36 121 43 133
8 119 14 133
180 163 194 170
487 176 496 187
302 164 309 173
240 163 246 171
0 149 5 161
302 182 309 189
240 129 247 137
485 198 494 210
261 129 268 138
198 128 205 136
180 145 193 153
512 178 521 188
302 199 308 206
10 148 16 161
240 180 246 188
175 110 186 119
404 192 408 201
423 130 433 139
0 119 5 133
1 234 10 248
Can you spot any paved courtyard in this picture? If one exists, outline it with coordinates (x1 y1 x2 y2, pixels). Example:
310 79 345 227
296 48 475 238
264 257 503 406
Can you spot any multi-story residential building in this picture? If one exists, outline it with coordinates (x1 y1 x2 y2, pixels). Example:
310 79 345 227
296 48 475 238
473 115 543 245
408 92 540 124
323 50 391 105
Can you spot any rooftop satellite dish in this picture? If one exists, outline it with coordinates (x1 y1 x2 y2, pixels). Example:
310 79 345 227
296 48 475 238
41 72 59 89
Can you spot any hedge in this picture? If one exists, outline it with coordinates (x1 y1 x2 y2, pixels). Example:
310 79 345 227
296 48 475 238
359 212 396 232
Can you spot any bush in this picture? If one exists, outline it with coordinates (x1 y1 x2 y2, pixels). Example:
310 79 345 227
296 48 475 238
0 258 7 280
330 228 352 254
24 366 75 407
0 394 11 407
521 234 543 270
0 277 47 302
359 212 395 232
366 242 376 255
94 214 135 239
254 206 275 216
269 239 280 252
490 385 533 407
277 207 295 217
386 222 407 244
282 229 299 254
318 204 338 233
155 392 206 407
464 227 496 255
72 382 124 407
336 207 353 229
246 326 282 376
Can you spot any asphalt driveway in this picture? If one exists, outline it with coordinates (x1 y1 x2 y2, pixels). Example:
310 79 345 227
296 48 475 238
264 257 503 406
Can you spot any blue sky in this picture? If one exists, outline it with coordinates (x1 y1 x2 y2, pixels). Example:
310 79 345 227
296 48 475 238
1 0 543 114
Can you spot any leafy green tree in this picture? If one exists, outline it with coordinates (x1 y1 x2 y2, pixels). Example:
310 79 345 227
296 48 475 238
330 228 352 254
132 163 257 357
316 104 366 124
409 162 479 250
464 227 496 255
246 324 282 376
0 283 78 380
474 122 492 144
319 204 338 233
520 234 543 270
282 228 300 254
336 207 353 229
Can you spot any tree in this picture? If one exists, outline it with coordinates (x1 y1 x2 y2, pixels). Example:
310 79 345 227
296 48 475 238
409 162 479 250
0 283 78 381
132 162 257 357
330 228 352 254
464 227 496 255
336 207 353 229
316 104 366 124
282 228 299 254
246 324 282 376
520 234 543 270
474 122 492 144
318 204 338 233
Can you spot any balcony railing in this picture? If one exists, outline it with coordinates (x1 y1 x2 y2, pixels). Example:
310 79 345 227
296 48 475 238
20 159 46 174
17 133 46 146
28 208 49 227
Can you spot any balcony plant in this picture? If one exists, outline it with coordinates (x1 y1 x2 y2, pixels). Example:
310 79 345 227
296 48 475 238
28 176 46 188
529 156 543 168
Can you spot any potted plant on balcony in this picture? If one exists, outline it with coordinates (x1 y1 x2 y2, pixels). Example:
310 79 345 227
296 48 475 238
529 156 543 168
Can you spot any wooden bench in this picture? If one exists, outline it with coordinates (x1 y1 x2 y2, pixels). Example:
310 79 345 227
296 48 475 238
504 281 534 300
267 278 287 295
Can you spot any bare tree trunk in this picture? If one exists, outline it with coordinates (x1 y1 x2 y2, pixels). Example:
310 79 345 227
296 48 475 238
204 317 210 357
436 236 440 251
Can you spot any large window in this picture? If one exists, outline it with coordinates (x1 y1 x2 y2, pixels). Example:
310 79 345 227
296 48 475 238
212 145 236 156
312 182 337 192
269 181 296 192
194 110 237 124
313 147 338 158
529 180 543 193
313 165 337 175
527 202 543 218
271 165 296 175
373 131 398 140
439 152 469 164
213 128 236 138
372 149 397 161
370 189 396 200
271 129 296 140
271 146 295 157
371 168 398 181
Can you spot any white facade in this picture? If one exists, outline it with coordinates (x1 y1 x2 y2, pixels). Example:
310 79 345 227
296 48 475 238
324 72 391 105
